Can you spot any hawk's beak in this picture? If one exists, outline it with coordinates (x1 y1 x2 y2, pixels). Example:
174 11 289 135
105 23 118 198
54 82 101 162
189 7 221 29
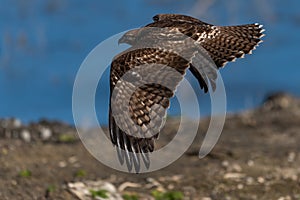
118 35 126 45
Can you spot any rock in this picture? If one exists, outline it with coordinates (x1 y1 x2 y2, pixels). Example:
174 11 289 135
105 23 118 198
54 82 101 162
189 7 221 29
118 182 141 192
222 161 242 172
12 118 22 128
247 160 254 167
278 168 298 181
167 184 174 190
145 177 164 191
263 92 295 110
11 180 17 186
68 156 78 164
257 177 265 184
287 152 296 163
68 180 122 200
58 161 67 168
40 127 52 141
278 196 291 200
20 130 31 142
232 164 242 172
222 160 229 168
1 118 22 128
100 182 117 194
183 186 196 199
224 173 245 180
158 175 183 182
246 177 254 185
237 184 244 190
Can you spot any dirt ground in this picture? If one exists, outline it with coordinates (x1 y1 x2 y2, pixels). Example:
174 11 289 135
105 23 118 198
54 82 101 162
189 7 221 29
0 93 300 200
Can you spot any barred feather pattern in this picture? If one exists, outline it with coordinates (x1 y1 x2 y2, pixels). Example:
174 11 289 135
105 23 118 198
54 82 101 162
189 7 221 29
109 14 265 157
110 48 190 154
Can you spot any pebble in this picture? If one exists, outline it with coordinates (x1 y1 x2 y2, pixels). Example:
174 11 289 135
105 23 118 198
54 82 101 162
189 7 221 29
246 177 254 185
158 175 183 182
202 197 212 200
118 182 141 191
68 180 123 200
68 156 78 164
278 196 291 200
12 118 22 128
287 152 296 163
101 182 117 193
68 182 85 188
225 196 232 200
40 127 52 141
20 130 31 142
11 180 17 186
1 118 21 128
58 161 67 168
237 184 244 190
222 160 229 168
247 160 254 167
224 173 245 180
257 177 265 184
222 161 242 172
280 168 298 181
73 163 81 168
146 177 163 189
183 186 196 198
232 164 242 172
167 184 174 190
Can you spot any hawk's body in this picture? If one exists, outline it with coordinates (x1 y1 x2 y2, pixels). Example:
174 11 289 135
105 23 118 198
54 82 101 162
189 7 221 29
109 14 264 156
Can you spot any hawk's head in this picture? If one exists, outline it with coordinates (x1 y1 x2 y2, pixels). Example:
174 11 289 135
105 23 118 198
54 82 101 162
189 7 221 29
118 29 140 45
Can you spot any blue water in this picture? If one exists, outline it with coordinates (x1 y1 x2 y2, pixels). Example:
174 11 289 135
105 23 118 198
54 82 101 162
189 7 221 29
0 0 299 124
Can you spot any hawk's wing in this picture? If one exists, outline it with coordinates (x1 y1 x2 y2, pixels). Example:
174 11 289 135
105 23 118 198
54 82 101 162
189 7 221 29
146 19 265 68
198 24 265 67
109 47 193 155
152 14 212 26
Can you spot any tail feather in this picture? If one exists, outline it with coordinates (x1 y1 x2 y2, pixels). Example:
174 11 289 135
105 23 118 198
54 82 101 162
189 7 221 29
109 109 157 154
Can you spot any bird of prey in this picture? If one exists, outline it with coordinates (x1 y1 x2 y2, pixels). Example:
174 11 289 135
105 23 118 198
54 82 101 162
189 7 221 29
109 14 264 159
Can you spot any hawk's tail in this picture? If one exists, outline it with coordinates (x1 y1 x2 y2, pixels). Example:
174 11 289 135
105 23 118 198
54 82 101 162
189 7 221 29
109 110 157 154
201 23 265 68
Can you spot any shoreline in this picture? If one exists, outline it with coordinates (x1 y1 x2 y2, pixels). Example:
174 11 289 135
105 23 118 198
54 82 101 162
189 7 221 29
0 92 299 199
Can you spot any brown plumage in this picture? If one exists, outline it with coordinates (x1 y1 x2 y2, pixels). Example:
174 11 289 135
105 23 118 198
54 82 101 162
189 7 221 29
109 14 265 158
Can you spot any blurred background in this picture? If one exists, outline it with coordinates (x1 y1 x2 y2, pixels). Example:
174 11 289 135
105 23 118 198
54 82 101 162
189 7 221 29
0 0 299 124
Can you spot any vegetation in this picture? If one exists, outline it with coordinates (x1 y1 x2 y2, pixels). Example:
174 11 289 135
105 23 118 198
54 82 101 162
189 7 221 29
19 169 31 178
90 189 109 199
75 169 86 177
123 193 139 200
46 185 56 192
58 134 76 143
151 190 184 200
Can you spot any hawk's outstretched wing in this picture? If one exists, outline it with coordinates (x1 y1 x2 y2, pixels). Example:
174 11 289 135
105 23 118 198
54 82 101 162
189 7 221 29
109 47 194 155
109 14 264 159
146 18 265 68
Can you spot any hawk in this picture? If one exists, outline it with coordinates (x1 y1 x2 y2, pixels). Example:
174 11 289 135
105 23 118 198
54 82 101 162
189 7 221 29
109 14 264 160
